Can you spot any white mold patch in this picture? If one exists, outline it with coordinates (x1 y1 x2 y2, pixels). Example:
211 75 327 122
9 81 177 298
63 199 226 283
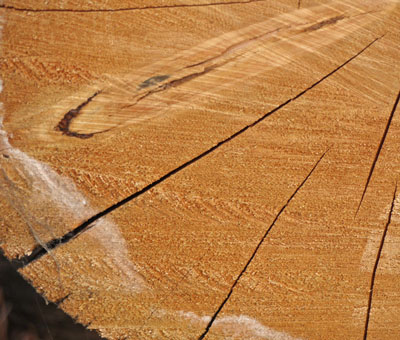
360 233 400 274
175 310 304 340
360 194 400 274
0 116 144 292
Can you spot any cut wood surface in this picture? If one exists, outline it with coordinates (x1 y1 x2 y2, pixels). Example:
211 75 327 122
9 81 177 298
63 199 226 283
1 0 400 339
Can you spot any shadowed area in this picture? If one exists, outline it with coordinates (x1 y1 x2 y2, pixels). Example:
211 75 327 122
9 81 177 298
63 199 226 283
0 251 105 340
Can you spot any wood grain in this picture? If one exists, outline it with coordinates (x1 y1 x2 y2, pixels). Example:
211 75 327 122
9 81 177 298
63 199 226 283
1 0 400 339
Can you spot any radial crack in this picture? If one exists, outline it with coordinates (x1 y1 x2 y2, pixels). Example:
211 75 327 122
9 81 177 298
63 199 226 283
356 90 400 214
197 150 328 339
363 182 397 340
12 35 381 269
0 0 266 13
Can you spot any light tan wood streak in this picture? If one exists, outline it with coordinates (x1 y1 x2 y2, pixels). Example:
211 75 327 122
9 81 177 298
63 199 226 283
41 0 395 136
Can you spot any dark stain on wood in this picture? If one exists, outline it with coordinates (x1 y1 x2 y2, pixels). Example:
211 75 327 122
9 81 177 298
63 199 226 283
138 75 170 89
55 91 101 139
303 15 345 33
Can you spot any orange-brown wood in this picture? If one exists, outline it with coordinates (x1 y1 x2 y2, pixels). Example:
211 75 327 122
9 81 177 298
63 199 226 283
1 0 400 339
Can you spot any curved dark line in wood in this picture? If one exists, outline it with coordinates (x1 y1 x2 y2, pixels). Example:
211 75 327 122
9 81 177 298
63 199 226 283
54 14 369 137
363 182 397 340
59 63 227 136
55 91 101 139
11 35 382 269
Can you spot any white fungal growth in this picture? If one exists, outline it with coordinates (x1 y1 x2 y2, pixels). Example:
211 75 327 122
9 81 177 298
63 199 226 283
175 310 304 340
0 116 144 292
